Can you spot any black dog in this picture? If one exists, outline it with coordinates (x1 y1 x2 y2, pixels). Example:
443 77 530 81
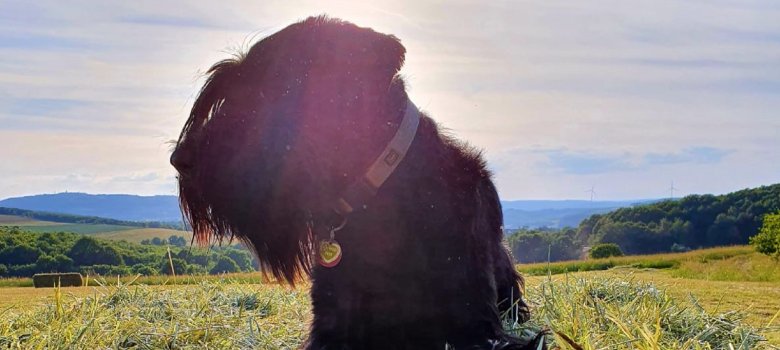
171 16 536 349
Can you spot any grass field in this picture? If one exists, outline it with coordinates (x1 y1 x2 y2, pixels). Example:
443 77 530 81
2 246 778 348
0 272 271 288
516 246 770 278
100 227 193 242
17 223 136 235
1 270 777 348
0 214 57 226
0 214 191 241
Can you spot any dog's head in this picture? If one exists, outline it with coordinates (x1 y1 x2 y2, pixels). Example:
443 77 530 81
171 16 407 283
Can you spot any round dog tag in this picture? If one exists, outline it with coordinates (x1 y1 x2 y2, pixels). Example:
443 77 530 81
318 240 342 268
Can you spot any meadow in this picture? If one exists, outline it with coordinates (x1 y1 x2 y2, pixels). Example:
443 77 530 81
1 246 779 349
0 214 191 242
515 246 776 279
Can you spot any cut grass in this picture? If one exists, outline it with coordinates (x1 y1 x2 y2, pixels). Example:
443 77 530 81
0 272 274 289
2 246 778 347
517 275 776 349
514 245 780 344
1 274 775 349
567 269 780 345
0 280 311 349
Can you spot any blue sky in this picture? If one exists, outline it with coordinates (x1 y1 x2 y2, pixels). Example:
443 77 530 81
0 0 778 200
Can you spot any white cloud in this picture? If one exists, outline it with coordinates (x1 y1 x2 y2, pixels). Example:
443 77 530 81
0 0 778 200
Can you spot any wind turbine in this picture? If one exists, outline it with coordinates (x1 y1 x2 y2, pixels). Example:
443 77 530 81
668 181 680 199
585 186 596 202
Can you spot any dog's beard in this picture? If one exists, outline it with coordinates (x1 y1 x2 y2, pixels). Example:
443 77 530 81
177 166 315 285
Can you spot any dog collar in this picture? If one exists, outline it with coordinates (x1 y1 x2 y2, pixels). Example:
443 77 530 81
333 99 420 216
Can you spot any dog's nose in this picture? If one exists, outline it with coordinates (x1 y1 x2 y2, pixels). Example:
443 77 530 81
170 148 193 173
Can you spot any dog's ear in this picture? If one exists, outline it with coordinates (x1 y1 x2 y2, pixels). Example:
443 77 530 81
364 31 406 83
306 18 406 86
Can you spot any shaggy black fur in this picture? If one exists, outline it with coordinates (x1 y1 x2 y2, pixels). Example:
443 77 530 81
172 16 537 349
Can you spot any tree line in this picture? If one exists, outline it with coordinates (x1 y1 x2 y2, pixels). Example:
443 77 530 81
0 226 257 278
507 183 780 263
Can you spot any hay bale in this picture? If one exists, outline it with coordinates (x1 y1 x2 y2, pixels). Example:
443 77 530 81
32 273 84 288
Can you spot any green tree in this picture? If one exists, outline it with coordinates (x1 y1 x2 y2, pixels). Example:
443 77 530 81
178 249 210 266
160 257 189 275
53 254 75 271
67 237 124 266
9 264 36 277
82 264 132 276
506 227 582 264
0 264 7 276
186 264 208 275
36 233 59 254
35 254 59 273
225 249 254 271
168 235 187 247
750 212 780 259
132 264 158 276
210 256 240 274
579 184 780 254
589 243 624 259
0 244 42 265
35 253 74 273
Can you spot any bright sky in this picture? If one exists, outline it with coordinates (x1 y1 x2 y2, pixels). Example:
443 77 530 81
1 1 778 200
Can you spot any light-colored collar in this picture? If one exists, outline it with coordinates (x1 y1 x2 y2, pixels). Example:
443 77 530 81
333 99 420 215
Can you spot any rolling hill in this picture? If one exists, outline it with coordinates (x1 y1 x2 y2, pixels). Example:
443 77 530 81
0 193 182 222
0 192 651 229
0 209 190 243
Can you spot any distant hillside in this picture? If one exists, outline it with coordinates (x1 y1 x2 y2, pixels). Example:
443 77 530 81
500 199 654 229
507 183 780 263
501 199 652 211
502 207 619 229
0 193 181 222
581 184 780 254
0 193 651 229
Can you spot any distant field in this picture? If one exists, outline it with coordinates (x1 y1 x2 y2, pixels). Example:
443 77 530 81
15 223 136 235
516 245 765 277
0 214 190 241
0 214 57 226
100 228 192 242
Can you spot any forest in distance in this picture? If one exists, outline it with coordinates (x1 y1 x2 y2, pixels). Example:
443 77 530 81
0 227 258 278
507 183 780 263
